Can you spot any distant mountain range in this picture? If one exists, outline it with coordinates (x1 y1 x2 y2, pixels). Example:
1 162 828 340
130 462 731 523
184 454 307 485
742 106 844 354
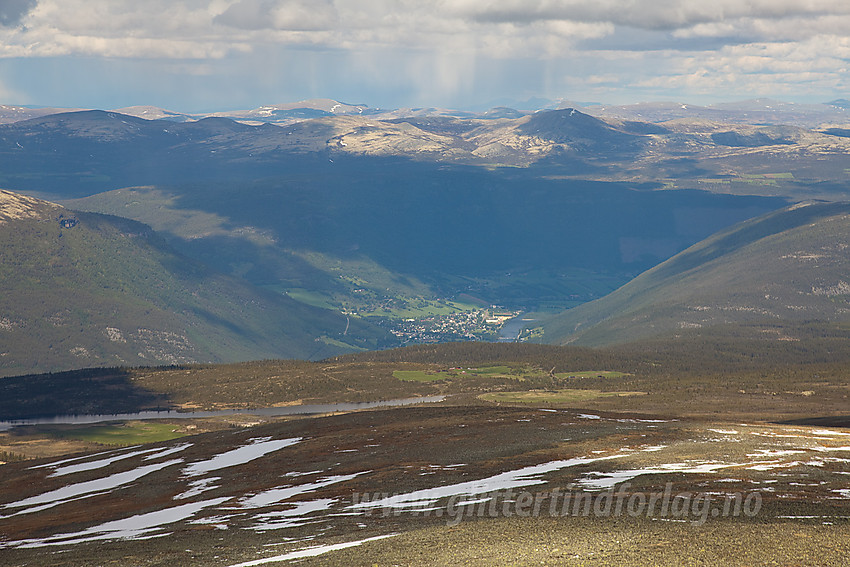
582 98 850 128
0 99 376 126
539 201 850 346
3 103 850 202
3 97 849 128
0 190 389 377
3 98 850 372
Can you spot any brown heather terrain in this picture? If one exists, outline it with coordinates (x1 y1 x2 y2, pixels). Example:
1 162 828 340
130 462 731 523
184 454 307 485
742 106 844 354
0 339 847 565
1 402 848 566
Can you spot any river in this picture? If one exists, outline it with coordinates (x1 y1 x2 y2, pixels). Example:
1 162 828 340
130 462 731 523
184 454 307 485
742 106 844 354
498 314 536 342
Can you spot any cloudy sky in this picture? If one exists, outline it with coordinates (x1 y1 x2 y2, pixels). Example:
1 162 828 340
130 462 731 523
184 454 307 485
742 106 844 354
1 0 849 111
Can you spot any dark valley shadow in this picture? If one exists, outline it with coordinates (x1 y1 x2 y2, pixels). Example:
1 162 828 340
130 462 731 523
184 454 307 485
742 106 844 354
0 367 172 420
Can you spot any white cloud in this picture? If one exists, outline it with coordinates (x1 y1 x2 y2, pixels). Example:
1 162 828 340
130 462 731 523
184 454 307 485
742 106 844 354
674 13 850 43
6 1 850 58
626 34 850 100
214 0 338 31
1 0 849 108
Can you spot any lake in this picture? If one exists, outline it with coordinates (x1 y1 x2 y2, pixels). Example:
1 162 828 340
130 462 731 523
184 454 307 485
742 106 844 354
0 396 446 431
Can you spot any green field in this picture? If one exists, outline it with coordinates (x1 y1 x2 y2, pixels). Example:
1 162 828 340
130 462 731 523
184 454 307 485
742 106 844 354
736 173 794 187
394 365 526 382
393 366 630 384
393 370 447 382
360 298 479 319
281 286 481 320
463 365 513 374
555 370 628 379
30 421 189 446
278 285 483 319
282 288 337 310
317 336 368 352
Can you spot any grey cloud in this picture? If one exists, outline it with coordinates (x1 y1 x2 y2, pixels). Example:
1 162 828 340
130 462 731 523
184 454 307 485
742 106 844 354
214 0 337 31
454 0 850 31
214 0 274 30
0 0 37 27
577 28 750 53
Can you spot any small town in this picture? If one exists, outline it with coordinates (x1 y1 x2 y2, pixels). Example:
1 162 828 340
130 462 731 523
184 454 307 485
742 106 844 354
382 308 520 344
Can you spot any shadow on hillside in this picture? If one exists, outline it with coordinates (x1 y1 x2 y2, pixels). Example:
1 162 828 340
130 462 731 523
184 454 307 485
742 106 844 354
776 416 850 429
0 367 172 420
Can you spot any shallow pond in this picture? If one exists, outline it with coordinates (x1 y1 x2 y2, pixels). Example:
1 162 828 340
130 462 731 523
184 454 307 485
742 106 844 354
0 396 446 431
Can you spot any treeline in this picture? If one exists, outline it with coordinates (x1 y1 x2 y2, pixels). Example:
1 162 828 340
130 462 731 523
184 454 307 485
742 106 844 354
330 342 627 372
334 320 850 379
0 451 27 463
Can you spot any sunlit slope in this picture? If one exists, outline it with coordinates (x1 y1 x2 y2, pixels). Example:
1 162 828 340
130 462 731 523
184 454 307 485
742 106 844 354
540 201 850 346
0 190 388 376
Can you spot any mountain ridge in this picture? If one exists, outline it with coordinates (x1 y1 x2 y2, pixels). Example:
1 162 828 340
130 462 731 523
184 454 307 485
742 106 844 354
0 189 389 376
538 201 850 346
